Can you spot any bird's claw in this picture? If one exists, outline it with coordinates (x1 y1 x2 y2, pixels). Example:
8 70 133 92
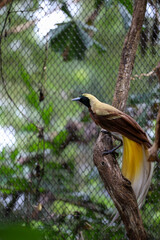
102 149 119 158
101 130 111 136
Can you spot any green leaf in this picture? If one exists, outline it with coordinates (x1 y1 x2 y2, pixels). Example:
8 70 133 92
93 40 107 53
26 90 39 110
0 166 15 176
20 67 39 110
0 148 6 161
50 20 106 60
95 0 104 9
45 162 62 170
0 189 13 194
52 200 86 215
7 178 30 191
10 149 19 161
50 21 91 60
28 140 52 152
20 67 32 89
118 0 133 15
60 1 73 18
41 104 53 126
52 130 69 154
21 123 38 132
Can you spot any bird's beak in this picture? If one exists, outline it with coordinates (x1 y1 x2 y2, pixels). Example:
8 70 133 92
72 97 81 101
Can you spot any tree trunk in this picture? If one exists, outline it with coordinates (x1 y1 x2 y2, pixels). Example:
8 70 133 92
112 0 147 111
93 0 148 239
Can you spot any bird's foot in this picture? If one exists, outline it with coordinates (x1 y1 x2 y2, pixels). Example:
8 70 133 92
101 129 111 136
102 139 123 158
102 149 119 158
101 129 112 137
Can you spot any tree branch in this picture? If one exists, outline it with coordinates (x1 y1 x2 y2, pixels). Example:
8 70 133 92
113 0 147 111
85 2 103 26
93 0 148 239
148 62 160 162
3 21 35 37
93 133 148 240
148 107 160 162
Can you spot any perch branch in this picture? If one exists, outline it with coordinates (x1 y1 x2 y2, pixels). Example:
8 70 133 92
93 133 148 239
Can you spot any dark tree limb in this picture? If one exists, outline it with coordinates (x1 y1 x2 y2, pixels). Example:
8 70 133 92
113 0 147 111
93 0 148 239
85 2 103 26
148 107 160 162
148 62 160 161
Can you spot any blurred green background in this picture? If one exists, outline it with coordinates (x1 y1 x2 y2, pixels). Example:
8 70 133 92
0 0 159 239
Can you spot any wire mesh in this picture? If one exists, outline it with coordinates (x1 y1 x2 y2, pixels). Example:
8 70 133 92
0 0 160 239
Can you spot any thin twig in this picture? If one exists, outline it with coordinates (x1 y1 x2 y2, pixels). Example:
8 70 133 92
9 7 43 13
3 20 36 37
131 67 157 80
54 197 111 218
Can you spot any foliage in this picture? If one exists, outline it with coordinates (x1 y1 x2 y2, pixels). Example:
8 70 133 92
0 224 43 240
49 0 135 61
0 0 159 239
50 20 106 61
117 0 133 15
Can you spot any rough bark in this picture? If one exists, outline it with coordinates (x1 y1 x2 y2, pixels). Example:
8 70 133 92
93 0 148 239
94 133 148 240
112 0 147 111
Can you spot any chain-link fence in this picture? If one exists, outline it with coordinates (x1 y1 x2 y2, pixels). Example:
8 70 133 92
0 0 160 239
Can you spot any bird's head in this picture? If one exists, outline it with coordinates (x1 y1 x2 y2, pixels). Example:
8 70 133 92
72 93 96 108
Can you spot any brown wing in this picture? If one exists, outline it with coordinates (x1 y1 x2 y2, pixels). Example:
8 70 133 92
89 109 151 148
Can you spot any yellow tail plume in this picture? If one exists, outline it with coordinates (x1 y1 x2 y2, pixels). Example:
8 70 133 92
110 136 154 224
122 137 154 207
